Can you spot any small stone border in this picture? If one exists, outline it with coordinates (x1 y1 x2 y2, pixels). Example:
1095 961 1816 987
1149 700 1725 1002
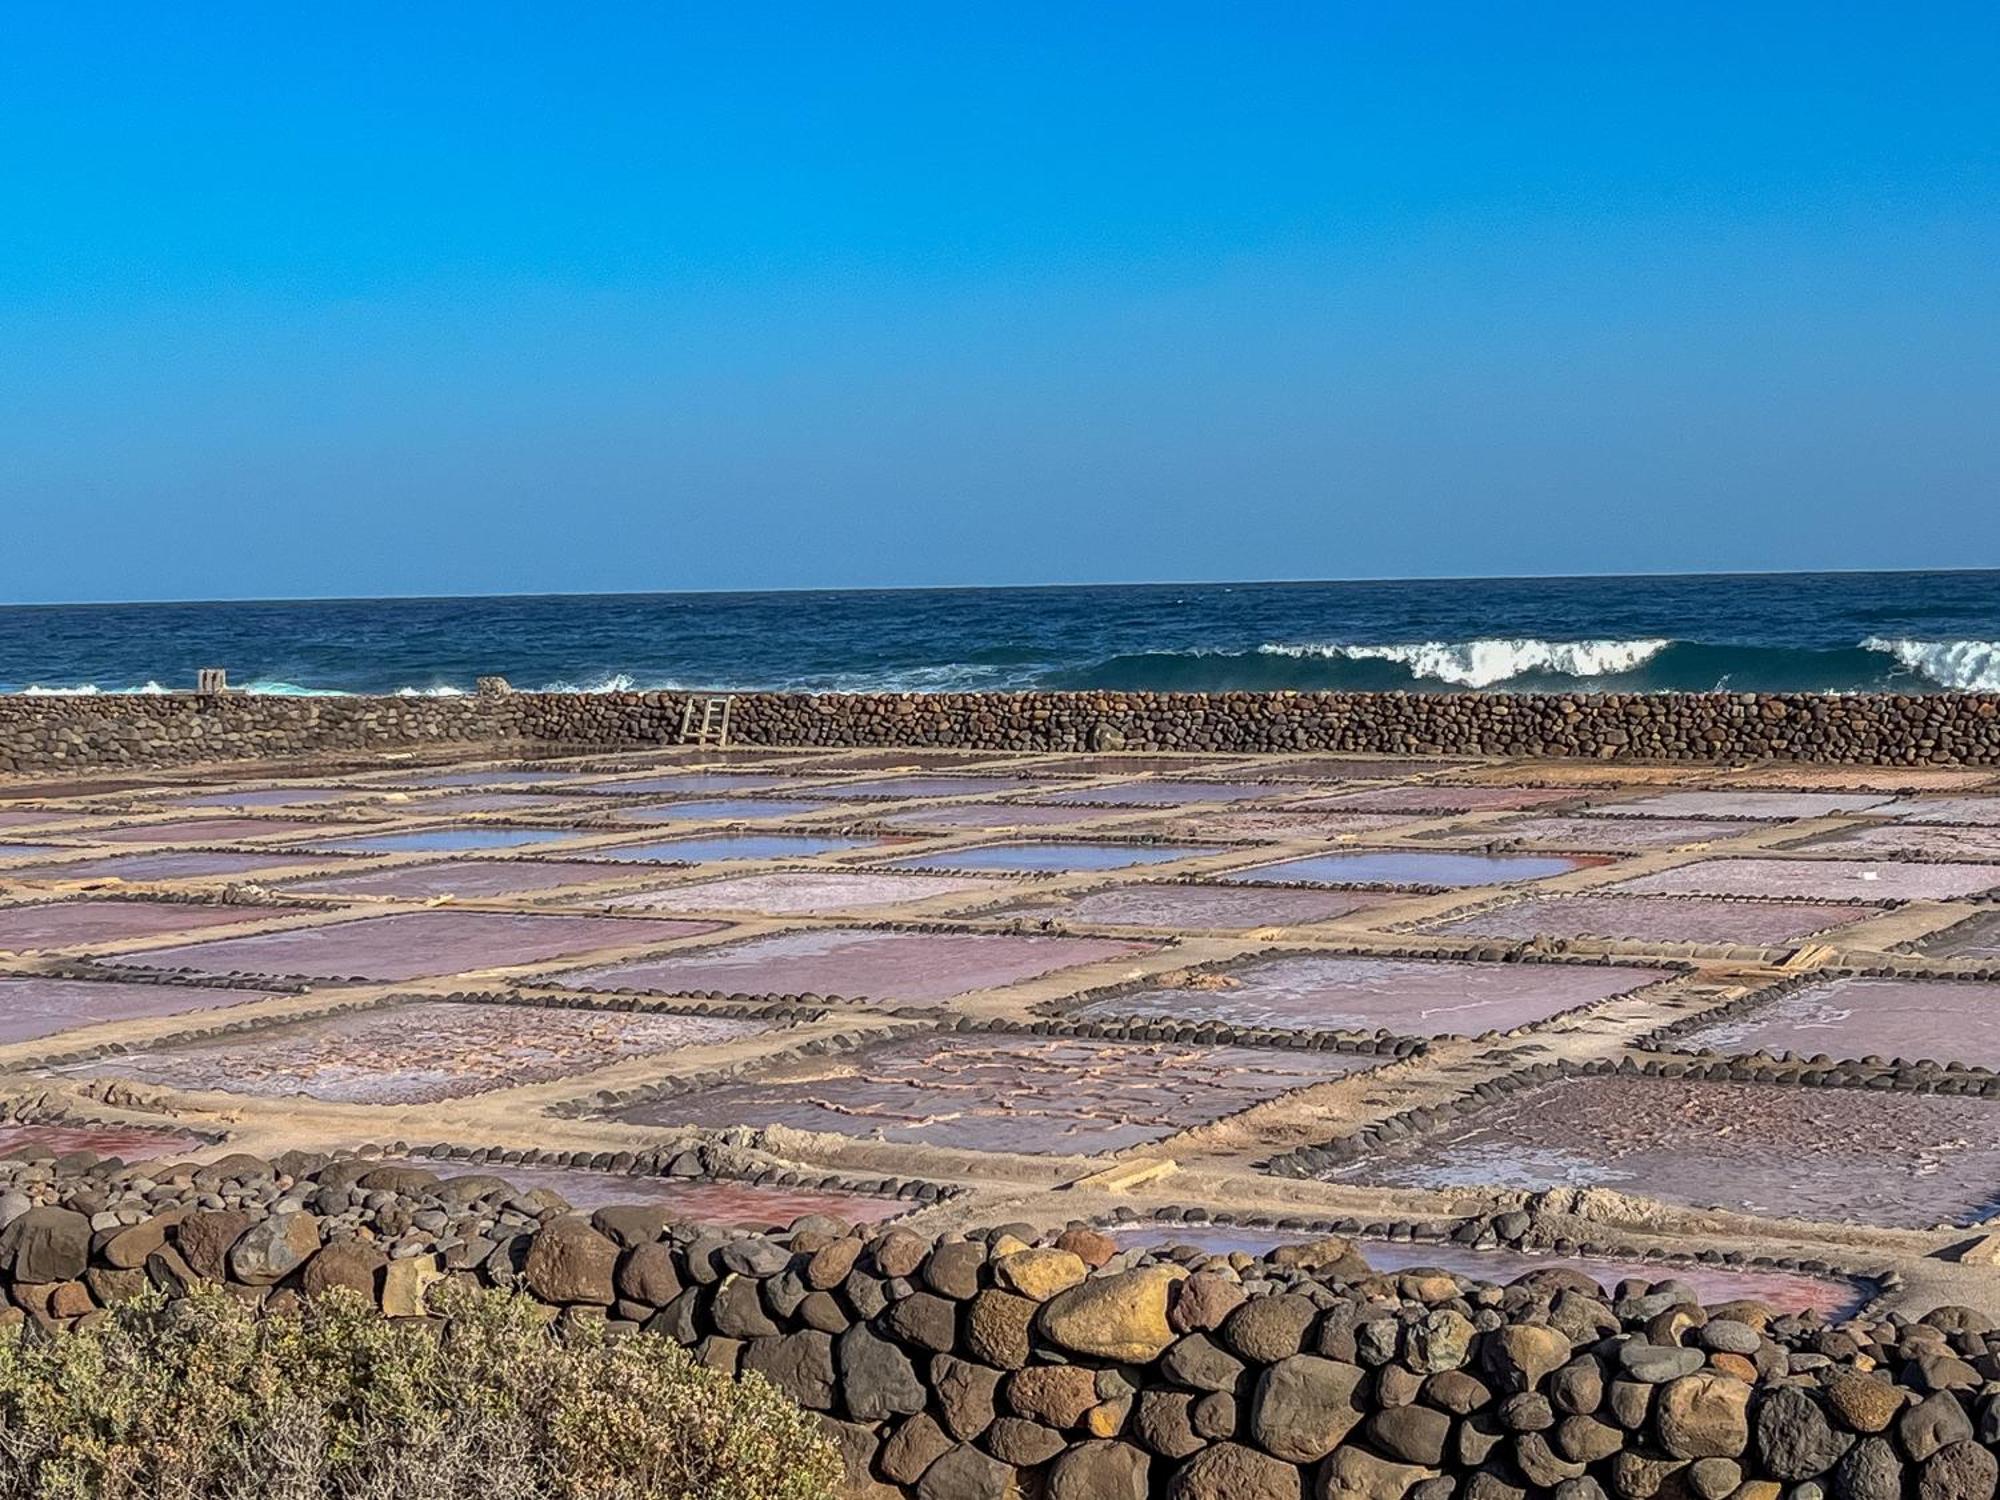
333 1137 962 1216
32 959 313 997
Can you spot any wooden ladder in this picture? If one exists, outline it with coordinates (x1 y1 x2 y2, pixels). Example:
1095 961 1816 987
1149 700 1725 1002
677 695 733 747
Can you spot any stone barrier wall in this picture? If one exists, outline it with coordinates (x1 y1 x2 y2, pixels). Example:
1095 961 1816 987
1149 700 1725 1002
2 689 2000 774
3 1144 1994 1500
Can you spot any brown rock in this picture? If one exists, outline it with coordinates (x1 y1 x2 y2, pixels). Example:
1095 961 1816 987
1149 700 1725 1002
966 1289 1039 1369
880 1413 955 1485
1136 1389 1205 1459
807 1236 863 1290
1054 1227 1119 1268
1166 1442 1302 1500
1039 1265 1185 1362
1483 1323 1572 1393
923 1240 986 1300
1223 1293 1318 1364
1825 1372 1904 1434
934 1353 1002 1441
1008 1365 1099 1429
916 1444 1017 1500
1250 1355 1367 1463
174 1209 255 1281
300 1241 387 1299
381 1255 440 1317
1656 1373 1751 1460
46 1281 94 1319
1317 1445 1439 1500
522 1216 619 1305
101 1215 177 1270
1267 1236 1373 1278
871 1228 928 1279
0 1208 91 1284
985 1416 1065 1466
1171 1271 1248 1333
614 1241 682 1307
1047 1439 1149 1500
228 1212 321 1286
993 1248 1087 1301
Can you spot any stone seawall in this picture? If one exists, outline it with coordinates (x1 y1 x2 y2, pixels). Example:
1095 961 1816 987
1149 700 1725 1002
4 1145 1995 1500
3 689 2000 773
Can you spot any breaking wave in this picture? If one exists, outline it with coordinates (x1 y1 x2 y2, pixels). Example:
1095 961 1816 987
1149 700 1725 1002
1257 638 1672 689
17 681 167 696
1860 638 2000 693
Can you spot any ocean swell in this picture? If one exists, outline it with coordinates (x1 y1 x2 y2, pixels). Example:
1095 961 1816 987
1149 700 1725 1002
5 640 2000 698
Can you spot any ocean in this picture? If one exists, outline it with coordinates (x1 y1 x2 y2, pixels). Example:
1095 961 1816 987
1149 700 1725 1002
2 571 1997 698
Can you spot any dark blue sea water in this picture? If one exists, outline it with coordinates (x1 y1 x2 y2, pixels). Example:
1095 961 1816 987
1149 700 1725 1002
2 572 1997 697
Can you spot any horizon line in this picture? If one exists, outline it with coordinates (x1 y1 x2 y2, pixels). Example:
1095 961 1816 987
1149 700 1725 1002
5 563 1998 611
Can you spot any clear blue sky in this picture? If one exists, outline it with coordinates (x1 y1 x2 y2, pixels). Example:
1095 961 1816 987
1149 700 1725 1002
2 3 1995 603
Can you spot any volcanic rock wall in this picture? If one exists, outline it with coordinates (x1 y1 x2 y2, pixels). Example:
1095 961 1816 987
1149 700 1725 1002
4 1146 1995 1500
2 689 2000 773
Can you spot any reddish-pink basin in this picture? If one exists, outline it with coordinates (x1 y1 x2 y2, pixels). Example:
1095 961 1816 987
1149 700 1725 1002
1303 787 1578 814
1595 791 1894 820
1679 976 2000 1070
888 803 1103 830
1423 895 1882 946
1794 823 2000 860
1329 1074 2000 1230
1082 954 1672 1035
0 976 279 1045
1613 858 2000 902
46 1000 777 1104
0 808 73 830
1471 815 1755 851
995 884 1400 930
0 899 271 951
116 910 715 981
629 1033 1379 1154
0 849 336 883
0 1122 209 1162
586 871 997 916
564 927 1155 1003
282 859 642 900
1157 811 1416 841
166 787 372 809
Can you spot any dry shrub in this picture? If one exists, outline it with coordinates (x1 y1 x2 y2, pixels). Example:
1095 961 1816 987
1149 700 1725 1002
0 1283 841 1500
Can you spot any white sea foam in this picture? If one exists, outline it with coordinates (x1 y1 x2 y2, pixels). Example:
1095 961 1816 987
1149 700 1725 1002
1862 638 2000 693
1257 637 1672 689
18 681 166 696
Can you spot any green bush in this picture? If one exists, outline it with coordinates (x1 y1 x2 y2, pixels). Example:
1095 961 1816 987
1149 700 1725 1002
0 1283 843 1500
